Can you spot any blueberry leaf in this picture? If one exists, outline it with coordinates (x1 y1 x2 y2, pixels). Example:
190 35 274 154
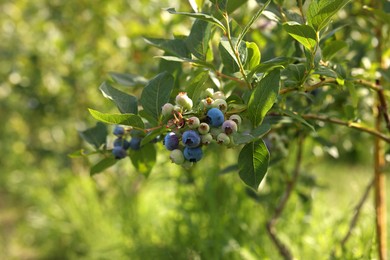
186 19 212 60
99 82 138 114
247 69 281 127
79 122 108 149
307 0 350 32
129 143 156 177
238 140 270 190
88 109 145 129
90 157 117 176
187 70 209 103
282 22 317 50
140 72 174 121
109 72 147 86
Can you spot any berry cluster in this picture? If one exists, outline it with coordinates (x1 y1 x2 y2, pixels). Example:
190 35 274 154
111 125 142 159
162 89 242 168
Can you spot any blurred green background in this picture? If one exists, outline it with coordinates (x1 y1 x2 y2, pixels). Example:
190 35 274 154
0 0 388 259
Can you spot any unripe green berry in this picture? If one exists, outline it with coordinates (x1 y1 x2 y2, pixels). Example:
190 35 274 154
170 149 185 165
187 116 200 129
212 91 226 100
210 127 223 139
229 114 242 125
173 105 183 113
222 120 238 135
200 98 214 110
202 88 214 98
212 99 228 112
201 133 213 145
182 160 194 169
161 103 174 117
175 92 193 110
217 132 231 145
198 123 210 134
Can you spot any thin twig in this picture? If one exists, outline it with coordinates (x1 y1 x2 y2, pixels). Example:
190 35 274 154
302 114 390 143
330 178 375 257
266 135 305 260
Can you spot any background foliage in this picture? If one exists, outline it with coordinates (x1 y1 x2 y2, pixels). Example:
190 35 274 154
1 0 389 259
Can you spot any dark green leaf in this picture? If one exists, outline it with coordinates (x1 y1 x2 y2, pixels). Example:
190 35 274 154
248 57 292 80
283 22 317 50
144 38 190 58
99 82 138 114
187 70 209 103
129 143 156 176
238 140 270 190
248 69 281 126
313 66 338 78
156 56 214 69
322 40 348 60
166 8 226 32
90 157 117 176
140 127 167 146
186 19 212 60
280 109 315 131
109 72 148 86
219 37 247 73
88 109 145 128
236 0 271 46
233 123 271 145
140 72 174 121
307 0 350 31
245 42 261 70
79 122 108 149
282 64 306 87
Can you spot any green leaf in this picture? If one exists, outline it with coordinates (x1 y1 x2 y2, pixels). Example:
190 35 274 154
248 69 281 126
186 19 212 60
248 57 292 80
219 37 247 73
238 140 270 190
140 72 174 121
88 109 145 129
280 109 315 131
166 8 226 32
236 0 271 46
99 82 138 114
322 40 348 60
140 127 167 146
245 42 261 70
283 22 317 50
187 70 209 103
144 38 190 58
313 66 338 78
129 143 156 176
282 64 307 87
156 56 214 69
109 72 147 86
90 157 117 176
79 122 108 149
307 0 350 31
233 123 271 145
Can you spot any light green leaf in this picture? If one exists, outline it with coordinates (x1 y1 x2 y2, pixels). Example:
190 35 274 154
238 140 270 190
129 143 156 177
248 69 281 126
140 72 174 121
248 57 292 80
283 22 317 50
307 0 350 31
90 157 117 176
186 19 212 60
236 0 271 46
233 123 271 145
219 37 247 73
155 56 215 69
99 82 138 114
187 70 209 103
245 42 261 70
166 8 226 32
88 109 145 129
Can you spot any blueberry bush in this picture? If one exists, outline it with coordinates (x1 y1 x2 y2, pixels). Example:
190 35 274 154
74 0 390 258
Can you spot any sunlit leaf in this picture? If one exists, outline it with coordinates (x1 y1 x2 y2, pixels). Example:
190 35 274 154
88 109 145 129
99 82 138 114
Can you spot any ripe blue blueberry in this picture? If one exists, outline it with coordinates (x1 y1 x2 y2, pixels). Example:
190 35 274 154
182 130 201 148
114 138 130 150
207 108 224 127
183 146 203 162
164 132 179 151
129 137 142 150
112 146 127 159
113 125 125 137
